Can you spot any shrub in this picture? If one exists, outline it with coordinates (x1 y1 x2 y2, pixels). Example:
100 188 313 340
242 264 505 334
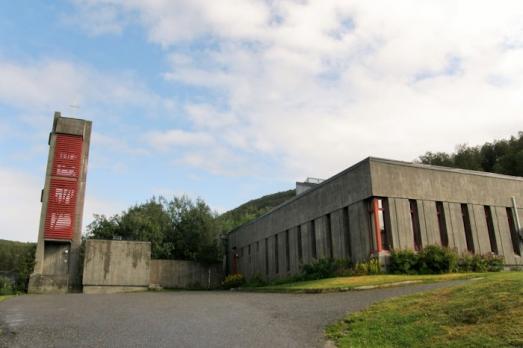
485 254 504 272
222 273 245 289
389 249 419 274
457 253 474 272
353 258 381 275
0 275 14 295
302 259 338 280
245 273 267 287
418 245 458 274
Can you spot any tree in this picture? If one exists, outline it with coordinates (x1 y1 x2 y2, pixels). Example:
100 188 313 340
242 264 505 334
86 196 222 263
418 131 523 177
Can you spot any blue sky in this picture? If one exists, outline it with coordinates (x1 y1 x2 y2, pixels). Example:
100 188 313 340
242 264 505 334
1 1 523 242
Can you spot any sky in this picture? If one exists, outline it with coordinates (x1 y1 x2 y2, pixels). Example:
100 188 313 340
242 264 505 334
1 1 522 242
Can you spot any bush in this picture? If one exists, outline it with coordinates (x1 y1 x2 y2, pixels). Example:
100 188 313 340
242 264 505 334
390 245 504 274
418 245 458 274
0 275 15 295
222 273 245 289
302 259 339 280
245 273 267 287
353 258 381 275
389 249 420 274
485 254 504 272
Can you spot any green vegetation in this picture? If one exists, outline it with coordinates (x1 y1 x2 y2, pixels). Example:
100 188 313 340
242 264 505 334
0 240 35 294
216 189 295 233
389 246 504 274
256 273 477 293
221 273 246 289
418 131 523 176
87 190 296 262
326 272 523 347
87 196 222 264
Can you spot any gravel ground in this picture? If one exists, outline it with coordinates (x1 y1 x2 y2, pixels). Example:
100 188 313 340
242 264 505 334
0 280 465 348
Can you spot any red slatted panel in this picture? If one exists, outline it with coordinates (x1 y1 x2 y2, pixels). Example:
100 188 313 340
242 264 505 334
44 179 77 240
44 134 83 241
52 134 83 178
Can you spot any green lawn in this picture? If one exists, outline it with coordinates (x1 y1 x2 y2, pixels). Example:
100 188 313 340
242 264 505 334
326 272 523 347
255 273 479 293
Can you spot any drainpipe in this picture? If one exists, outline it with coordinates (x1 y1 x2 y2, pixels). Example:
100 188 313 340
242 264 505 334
512 197 522 239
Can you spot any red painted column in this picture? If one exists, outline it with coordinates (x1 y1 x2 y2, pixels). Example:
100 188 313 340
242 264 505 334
373 198 382 253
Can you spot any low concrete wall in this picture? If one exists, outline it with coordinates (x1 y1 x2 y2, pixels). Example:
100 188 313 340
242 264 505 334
150 260 223 289
83 240 151 294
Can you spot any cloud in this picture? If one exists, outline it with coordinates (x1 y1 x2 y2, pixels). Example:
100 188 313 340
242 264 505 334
70 1 523 180
0 168 42 242
145 129 214 150
0 58 167 118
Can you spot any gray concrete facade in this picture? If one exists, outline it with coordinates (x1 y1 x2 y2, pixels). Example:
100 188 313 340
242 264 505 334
228 157 523 281
82 240 151 294
29 112 92 293
149 260 224 289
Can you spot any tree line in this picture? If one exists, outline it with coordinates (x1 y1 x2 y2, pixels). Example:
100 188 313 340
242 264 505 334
418 131 523 176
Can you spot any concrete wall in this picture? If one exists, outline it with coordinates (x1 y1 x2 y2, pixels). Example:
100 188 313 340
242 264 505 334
228 160 372 280
83 240 151 294
371 158 523 265
229 157 523 281
149 260 223 289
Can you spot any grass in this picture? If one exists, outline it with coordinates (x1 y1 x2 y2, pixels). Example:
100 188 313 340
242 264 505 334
325 272 523 348
0 295 12 303
252 273 479 293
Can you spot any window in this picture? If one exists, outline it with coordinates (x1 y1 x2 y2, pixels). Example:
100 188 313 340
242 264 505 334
369 198 391 252
274 234 279 274
285 230 290 272
436 202 448 247
484 206 498 254
461 204 475 253
311 220 317 258
326 214 334 259
297 225 303 263
265 238 269 275
343 206 351 258
410 200 422 251
507 207 521 256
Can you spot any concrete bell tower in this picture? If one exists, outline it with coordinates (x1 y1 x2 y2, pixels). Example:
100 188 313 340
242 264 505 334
29 112 92 293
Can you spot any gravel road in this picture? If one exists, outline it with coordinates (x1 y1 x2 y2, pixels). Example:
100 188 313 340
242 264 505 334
0 280 465 348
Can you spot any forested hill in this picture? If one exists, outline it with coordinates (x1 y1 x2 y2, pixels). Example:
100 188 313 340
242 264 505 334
418 131 523 177
219 131 522 233
217 189 295 233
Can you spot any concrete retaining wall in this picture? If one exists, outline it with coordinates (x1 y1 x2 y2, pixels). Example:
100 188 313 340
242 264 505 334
149 260 223 289
82 240 151 294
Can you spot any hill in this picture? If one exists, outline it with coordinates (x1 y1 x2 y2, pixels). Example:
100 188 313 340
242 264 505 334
0 239 35 292
217 189 295 233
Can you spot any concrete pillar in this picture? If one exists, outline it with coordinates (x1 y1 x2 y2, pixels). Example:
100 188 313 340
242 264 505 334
447 203 467 253
395 198 415 250
493 207 517 264
471 204 492 254
422 200 440 245
29 112 92 293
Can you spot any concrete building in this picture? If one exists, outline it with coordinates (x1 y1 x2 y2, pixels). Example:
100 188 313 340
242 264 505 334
227 157 523 281
29 112 92 293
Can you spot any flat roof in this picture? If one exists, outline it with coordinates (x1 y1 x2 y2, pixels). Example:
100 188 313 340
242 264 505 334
229 156 523 234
